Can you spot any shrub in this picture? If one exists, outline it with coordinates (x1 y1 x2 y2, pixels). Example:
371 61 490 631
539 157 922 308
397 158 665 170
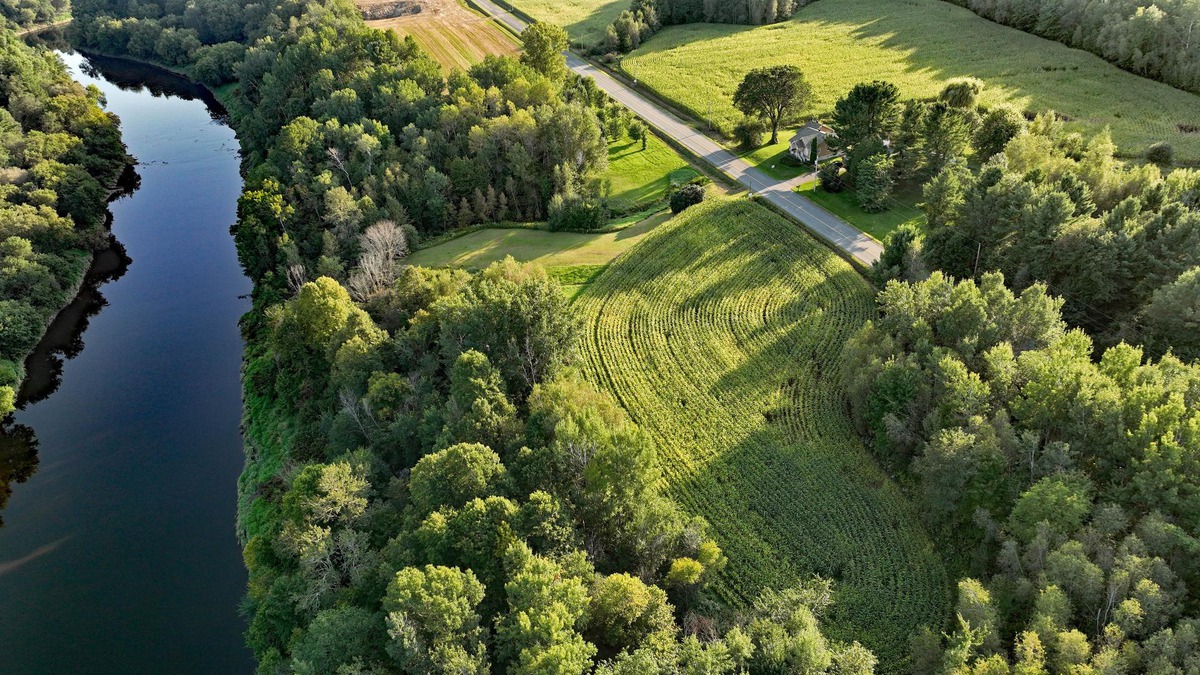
1146 142 1175 167
818 161 846 193
734 116 767 150
670 183 706 213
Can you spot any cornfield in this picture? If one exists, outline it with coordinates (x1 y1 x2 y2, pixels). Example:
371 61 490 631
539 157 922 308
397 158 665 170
576 198 950 668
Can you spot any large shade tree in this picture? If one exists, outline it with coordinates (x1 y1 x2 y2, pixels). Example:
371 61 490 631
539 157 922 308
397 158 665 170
733 65 812 145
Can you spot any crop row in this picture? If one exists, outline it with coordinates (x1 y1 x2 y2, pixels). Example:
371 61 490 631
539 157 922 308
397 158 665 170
575 198 950 670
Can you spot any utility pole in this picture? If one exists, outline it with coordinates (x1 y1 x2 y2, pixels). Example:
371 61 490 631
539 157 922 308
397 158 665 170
973 241 982 277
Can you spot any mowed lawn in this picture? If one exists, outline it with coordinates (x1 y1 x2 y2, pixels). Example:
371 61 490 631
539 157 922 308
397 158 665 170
407 212 671 296
797 181 925 242
506 0 627 45
363 0 519 71
576 197 949 669
607 131 694 212
622 0 1200 161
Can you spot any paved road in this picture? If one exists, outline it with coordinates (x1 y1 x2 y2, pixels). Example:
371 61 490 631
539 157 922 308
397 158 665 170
474 0 883 266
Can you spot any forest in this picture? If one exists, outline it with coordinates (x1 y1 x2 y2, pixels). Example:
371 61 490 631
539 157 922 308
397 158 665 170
69 0 881 671
0 29 127 415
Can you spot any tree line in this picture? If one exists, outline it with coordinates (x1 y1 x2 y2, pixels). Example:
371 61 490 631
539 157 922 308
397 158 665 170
875 113 1200 362
599 0 814 54
71 0 877 670
941 0 1200 96
838 64 1200 675
844 272 1200 674
0 29 128 415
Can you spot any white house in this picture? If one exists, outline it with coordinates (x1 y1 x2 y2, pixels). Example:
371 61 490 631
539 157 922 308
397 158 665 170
788 120 838 163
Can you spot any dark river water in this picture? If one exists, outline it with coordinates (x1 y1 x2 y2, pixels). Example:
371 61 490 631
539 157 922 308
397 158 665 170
0 49 253 672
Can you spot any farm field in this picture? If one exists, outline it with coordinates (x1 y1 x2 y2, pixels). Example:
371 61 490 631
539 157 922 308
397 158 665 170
576 197 949 666
622 0 1200 162
504 0 626 45
797 181 925 242
606 131 695 212
359 0 518 71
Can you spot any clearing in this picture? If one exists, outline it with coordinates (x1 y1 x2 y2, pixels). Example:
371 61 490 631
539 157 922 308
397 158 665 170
359 0 519 71
576 197 949 667
407 212 671 298
621 0 1200 162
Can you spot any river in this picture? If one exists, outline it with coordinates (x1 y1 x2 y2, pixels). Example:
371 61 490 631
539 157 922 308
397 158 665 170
0 49 253 672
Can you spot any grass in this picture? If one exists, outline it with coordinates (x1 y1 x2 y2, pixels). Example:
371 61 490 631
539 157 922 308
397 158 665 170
606 132 695 213
621 0 1200 162
797 181 925 242
407 210 670 269
575 197 949 669
738 138 812 180
503 0 628 46
361 0 519 71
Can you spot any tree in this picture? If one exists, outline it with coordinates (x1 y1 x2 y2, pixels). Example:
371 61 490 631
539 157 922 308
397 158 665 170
627 119 647 151
855 151 895 213
974 106 1026 160
818 161 845 193
1142 267 1200 361
408 443 508 517
940 79 983 109
383 565 489 674
520 22 569 81
921 103 972 175
670 183 705 213
496 542 596 674
733 65 812 145
830 80 901 150
586 573 675 652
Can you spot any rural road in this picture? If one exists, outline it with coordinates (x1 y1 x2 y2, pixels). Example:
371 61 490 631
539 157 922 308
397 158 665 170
473 0 884 266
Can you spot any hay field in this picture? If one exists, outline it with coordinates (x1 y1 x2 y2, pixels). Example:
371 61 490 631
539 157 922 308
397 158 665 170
623 0 1200 161
360 0 519 71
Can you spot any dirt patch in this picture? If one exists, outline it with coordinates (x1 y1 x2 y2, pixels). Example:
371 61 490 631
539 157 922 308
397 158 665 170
359 0 422 20
1180 123 1200 134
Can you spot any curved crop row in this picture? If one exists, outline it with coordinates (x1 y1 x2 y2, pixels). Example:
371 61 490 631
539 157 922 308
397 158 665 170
575 198 950 670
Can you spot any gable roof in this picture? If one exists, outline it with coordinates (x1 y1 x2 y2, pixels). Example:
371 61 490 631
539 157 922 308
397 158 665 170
789 121 836 145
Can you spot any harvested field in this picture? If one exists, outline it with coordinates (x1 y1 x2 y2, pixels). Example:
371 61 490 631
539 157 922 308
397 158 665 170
359 0 519 71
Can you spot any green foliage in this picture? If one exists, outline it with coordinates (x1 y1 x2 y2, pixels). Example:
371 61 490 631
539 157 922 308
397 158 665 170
818 161 846 193
846 271 1200 671
1146 141 1175 167
586 573 675 652
383 565 489 674
409 443 508 517
855 152 895 213
520 22 570 81
830 80 902 151
669 183 705 214
733 65 812 145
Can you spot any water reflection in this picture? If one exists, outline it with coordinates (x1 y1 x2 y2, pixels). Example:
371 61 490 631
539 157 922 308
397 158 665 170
0 423 36 526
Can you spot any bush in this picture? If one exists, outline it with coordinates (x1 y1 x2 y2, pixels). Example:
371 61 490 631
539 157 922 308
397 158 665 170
670 184 706 214
818 161 846 193
734 117 767 150
547 194 608 231
1146 142 1175 167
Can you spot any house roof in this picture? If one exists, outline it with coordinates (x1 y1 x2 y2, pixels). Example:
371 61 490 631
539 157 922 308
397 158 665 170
789 121 835 145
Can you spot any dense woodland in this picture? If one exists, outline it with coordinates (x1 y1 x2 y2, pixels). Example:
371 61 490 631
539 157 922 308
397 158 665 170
942 0 1200 95
73 0 880 671
1 0 67 28
0 30 127 415
845 62 1200 672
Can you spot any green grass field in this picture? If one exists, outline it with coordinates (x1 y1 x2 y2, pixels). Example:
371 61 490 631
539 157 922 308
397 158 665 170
576 197 949 668
622 0 1200 162
606 132 695 213
503 0 627 45
797 181 925 242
